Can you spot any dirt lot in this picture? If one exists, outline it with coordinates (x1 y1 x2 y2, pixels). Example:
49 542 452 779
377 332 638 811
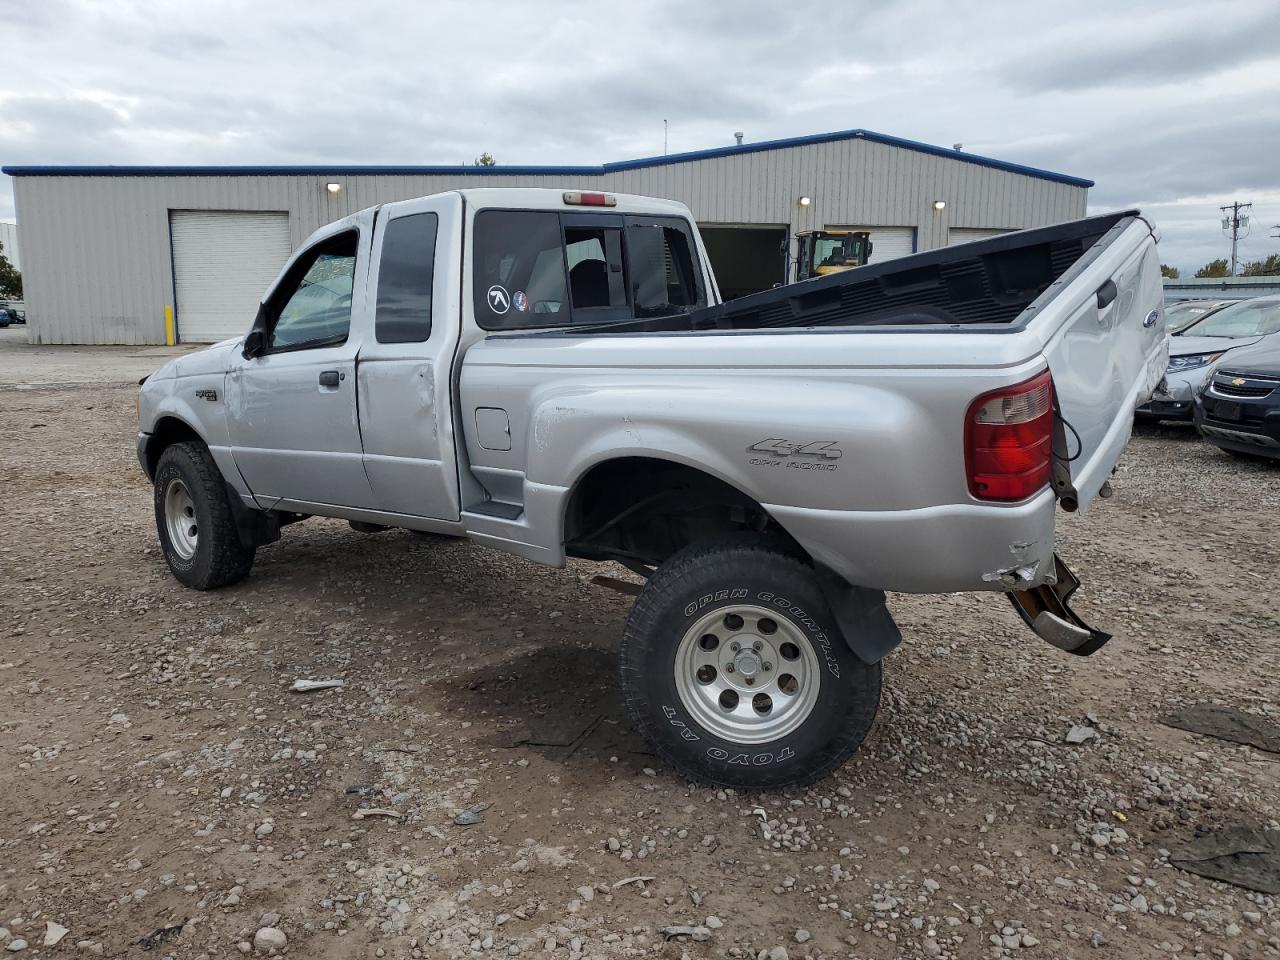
1 330 1278 960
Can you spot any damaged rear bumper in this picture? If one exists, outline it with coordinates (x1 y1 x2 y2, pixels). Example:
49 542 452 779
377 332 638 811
1008 554 1111 656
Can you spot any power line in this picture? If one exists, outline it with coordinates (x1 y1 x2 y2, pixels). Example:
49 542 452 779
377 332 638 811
1220 201 1252 276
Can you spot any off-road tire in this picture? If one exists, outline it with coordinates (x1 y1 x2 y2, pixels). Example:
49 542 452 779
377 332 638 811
620 537 882 789
154 441 255 590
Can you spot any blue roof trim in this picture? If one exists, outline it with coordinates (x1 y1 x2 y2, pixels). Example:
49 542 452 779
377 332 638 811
1 128 1094 188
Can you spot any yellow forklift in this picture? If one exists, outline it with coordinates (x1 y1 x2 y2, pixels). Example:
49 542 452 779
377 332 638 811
793 230 873 282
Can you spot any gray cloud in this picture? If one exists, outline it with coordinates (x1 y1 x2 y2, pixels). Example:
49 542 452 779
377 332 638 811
1 0 1277 276
999 3 1280 93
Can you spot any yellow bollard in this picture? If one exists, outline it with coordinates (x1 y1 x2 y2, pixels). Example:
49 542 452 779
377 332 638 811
164 305 176 346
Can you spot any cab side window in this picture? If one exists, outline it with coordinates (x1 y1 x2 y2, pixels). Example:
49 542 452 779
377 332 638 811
269 232 358 350
375 213 438 343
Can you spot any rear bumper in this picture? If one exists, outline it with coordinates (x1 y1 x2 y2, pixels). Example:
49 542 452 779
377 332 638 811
765 488 1057 594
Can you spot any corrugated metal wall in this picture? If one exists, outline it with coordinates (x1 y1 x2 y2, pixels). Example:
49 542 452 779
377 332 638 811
11 137 1087 344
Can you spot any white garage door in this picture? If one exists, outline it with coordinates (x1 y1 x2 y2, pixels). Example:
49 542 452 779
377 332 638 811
170 211 292 343
949 227 1010 245
827 226 916 264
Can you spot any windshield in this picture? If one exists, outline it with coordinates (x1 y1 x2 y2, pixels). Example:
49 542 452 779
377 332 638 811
1182 299 1280 338
1165 301 1222 333
814 234 865 267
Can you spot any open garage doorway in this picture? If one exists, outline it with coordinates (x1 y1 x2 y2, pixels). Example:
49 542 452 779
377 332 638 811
698 224 788 300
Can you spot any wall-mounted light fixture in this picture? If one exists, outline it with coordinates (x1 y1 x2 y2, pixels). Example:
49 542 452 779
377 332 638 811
933 200 947 211
798 196 812 207
326 182 343 194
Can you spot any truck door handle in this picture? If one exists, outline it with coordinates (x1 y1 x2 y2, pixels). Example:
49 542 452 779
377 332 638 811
318 370 341 388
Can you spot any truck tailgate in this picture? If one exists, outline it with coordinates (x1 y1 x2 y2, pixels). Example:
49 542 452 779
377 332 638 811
1029 215 1167 511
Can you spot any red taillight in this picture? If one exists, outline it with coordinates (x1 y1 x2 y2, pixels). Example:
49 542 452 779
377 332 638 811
964 369 1055 502
562 191 616 207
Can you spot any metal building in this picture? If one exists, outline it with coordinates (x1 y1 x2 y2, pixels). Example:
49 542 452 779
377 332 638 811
2 128 1090 345
1164 275 1280 304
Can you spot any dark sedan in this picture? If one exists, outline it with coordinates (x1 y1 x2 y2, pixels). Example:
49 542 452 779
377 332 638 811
1193 335 1280 460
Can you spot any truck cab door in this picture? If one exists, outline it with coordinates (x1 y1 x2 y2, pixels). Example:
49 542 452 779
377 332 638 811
356 193 463 520
226 212 379 510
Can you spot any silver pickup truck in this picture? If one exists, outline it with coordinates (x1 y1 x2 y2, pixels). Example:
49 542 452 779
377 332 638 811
138 188 1167 788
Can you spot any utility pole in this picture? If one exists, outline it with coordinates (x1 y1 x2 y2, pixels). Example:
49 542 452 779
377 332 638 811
1220 201 1252 275
663 119 668 156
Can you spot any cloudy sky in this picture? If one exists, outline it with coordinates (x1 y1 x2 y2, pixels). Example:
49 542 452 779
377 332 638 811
2 0 1278 274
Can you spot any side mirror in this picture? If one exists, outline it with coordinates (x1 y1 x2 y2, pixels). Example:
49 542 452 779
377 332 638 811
243 304 268 358
242 329 265 359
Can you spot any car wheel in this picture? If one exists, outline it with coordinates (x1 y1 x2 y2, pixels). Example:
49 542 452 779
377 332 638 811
619 536 882 789
154 441 255 589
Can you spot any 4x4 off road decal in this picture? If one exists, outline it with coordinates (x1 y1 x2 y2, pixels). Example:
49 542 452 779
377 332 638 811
748 438 842 472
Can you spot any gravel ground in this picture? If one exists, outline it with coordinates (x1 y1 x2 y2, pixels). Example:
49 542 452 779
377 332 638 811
1 337 1278 960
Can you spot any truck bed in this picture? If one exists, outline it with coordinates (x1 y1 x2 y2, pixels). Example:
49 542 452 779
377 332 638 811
572 211 1135 335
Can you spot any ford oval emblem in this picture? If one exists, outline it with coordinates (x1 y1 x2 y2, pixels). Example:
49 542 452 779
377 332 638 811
1143 309 1160 328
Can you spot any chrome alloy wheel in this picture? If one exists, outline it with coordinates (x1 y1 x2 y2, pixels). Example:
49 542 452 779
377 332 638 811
674 604 821 744
164 478 199 561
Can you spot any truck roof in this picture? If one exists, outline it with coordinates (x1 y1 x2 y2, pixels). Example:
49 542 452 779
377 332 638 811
381 187 693 219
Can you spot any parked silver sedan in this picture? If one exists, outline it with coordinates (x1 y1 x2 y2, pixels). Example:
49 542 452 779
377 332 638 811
1138 297 1280 421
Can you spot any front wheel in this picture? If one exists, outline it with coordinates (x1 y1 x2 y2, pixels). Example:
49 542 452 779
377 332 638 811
154 441 255 590
619 538 882 789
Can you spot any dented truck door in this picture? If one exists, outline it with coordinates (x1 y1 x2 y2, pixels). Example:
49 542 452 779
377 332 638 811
356 193 464 520
1030 215 1168 511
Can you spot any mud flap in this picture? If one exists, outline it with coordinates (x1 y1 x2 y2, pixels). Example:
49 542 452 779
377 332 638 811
815 566 902 664
1007 554 1111 656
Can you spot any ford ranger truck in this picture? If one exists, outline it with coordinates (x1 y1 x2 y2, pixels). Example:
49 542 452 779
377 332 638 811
137 188 1167 789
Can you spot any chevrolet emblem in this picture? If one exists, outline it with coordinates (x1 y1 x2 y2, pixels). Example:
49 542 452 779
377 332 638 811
1231 377 1246 386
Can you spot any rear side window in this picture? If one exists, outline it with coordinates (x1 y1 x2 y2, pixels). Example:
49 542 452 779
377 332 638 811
473 209 706 330
375 212 438 343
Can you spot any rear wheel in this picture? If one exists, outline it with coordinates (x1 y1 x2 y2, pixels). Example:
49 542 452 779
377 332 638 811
620 537 882 789
154 442 255 589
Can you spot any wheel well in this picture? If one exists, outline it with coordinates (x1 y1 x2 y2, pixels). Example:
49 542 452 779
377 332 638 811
563 457 804 568
145 417 204 477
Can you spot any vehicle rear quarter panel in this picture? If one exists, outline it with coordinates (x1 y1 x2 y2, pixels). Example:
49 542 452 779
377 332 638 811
459 331 1061 592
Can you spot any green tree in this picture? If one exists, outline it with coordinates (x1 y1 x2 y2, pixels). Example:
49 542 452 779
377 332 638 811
1160 263 1180 279
0 241 20 300
1194 258 1231 279
1241 253 1280 277
474 152 496 167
